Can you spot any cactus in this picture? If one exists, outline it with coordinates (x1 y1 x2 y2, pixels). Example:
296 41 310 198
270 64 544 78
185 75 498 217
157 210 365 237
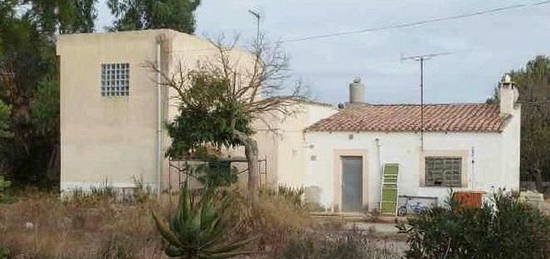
152 185 257 258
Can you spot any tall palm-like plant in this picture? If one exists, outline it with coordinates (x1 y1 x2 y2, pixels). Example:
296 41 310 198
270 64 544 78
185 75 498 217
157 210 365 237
152 185 257 258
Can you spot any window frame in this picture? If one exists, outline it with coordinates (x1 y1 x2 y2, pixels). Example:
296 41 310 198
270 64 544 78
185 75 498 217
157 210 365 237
100 62 130 97
419 150 468 188
424 156 462 187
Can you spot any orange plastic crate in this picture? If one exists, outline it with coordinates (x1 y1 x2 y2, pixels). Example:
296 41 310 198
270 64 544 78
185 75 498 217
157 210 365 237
453 191 485 208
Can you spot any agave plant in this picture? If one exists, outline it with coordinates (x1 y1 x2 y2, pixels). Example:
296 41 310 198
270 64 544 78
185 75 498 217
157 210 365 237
152 185 257 258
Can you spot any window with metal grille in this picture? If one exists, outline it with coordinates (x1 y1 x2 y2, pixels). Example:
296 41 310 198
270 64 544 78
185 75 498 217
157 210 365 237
101 63 129 96
425 157 462 187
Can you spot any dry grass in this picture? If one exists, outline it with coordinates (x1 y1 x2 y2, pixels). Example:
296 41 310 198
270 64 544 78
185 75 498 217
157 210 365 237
275 229 403 259
0 186 320 258
0 190 166 258
0 187 404 258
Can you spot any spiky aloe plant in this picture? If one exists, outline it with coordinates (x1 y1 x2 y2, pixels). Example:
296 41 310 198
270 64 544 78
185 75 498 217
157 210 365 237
152 185 257 258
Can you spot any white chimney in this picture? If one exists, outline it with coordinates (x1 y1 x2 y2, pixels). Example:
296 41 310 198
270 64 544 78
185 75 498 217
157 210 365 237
349 77 365 103
498 74 519 116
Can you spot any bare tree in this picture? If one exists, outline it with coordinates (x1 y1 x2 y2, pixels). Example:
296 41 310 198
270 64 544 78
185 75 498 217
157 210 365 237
150 34 306 201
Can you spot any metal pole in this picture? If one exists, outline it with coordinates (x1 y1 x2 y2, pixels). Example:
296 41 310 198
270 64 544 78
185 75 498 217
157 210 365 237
401 51 454 151
156 39 162 197
256 16 260 45
420 57 424 151
248 9 261 46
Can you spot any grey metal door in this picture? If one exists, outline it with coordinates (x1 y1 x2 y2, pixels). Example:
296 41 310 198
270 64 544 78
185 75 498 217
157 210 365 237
341 156 363 212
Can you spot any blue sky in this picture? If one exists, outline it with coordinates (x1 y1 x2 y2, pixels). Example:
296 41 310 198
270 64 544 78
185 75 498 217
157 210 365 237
96 0 550 104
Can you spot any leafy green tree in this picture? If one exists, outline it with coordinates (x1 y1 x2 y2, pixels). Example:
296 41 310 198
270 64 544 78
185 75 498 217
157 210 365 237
0 176 12 203
155 37 305 201
488 56 550 192
30 79 61 180
31 79 59 138
0 0 96 184
0 101 12 139
23 0 97 35
107 0 200 33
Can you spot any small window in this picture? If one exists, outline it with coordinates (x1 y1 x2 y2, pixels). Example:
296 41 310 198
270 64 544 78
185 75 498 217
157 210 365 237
425 157 462 187
101 63 129 97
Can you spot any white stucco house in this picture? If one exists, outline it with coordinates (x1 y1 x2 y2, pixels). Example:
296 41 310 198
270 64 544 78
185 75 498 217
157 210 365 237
303 76 520 212
56 29 336 193
57 29 520 213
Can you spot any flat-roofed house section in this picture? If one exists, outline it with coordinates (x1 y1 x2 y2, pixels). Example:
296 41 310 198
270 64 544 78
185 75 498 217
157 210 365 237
57 30 168 192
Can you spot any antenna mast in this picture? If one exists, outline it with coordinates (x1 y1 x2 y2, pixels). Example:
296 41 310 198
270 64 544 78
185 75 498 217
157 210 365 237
401 51 453 150
248 9 261 45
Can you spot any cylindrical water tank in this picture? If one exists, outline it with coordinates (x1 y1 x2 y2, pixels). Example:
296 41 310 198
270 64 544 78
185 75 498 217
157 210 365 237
349 77 364 103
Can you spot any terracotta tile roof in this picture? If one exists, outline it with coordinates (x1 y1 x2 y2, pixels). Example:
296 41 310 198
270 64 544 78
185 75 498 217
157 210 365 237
306 103 509 133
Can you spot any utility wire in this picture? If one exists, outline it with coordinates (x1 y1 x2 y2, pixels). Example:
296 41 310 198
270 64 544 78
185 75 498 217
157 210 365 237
169 0 550 53
281 0 550 43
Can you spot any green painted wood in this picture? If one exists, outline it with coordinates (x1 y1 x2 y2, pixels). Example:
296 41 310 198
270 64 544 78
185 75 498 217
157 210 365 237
380 163 399 215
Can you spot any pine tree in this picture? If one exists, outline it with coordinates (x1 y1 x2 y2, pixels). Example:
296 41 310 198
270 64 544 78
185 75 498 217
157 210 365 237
108 0 201 33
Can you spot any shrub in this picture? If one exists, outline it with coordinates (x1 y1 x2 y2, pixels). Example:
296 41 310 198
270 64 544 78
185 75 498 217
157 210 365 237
0 186 314 258
398 191 550 258
193 162 239 188
0 248 8 259
260 186 305 209
0 191 164 258
0 176 12 203
152 184 257 258
222 186 316 255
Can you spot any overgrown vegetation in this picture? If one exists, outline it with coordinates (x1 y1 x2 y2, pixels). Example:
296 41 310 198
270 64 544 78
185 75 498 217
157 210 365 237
398 191 550 258
0 0 201 187
152 184 257 258
0 191 163 258
260 186 305 209
156 35 307 201
0 0 97 186
0 186 343 258
0 247 7 259
277 231 401 259
0 176 11 203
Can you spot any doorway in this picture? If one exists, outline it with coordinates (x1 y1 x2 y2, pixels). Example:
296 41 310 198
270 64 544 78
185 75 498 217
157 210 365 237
341 156 363 212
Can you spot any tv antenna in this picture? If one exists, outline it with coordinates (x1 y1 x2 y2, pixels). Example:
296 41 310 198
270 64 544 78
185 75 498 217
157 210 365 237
401 51 454 150
248 9 261 44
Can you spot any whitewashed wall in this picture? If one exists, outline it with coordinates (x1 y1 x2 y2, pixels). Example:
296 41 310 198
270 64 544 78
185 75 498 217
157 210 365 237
304 112 520 211
254 103 338 187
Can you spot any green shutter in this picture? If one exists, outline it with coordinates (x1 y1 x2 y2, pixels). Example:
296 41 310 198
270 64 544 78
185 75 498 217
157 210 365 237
380 163 399 215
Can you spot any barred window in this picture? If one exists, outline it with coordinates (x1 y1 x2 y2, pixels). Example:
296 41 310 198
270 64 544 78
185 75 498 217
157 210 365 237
425 157 462 187
101 63 129 96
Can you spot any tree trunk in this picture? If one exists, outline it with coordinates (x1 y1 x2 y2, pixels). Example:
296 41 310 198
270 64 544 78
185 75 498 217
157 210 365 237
46 144 60 183
532 169 544 193
233 130 259 202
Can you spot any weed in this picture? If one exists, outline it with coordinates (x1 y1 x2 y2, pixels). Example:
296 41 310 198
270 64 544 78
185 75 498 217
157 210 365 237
398 190 550 258
277 230 401 259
